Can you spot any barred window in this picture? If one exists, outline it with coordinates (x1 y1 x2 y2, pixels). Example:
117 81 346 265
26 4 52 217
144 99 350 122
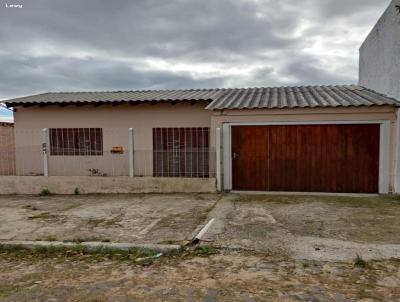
153 128 209 177
49 128 103 156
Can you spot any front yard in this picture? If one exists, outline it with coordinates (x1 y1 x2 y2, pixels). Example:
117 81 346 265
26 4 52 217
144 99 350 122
1 193 400 301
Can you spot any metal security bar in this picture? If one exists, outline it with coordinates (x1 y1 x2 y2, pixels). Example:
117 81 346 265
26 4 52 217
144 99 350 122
0 127 216 178
152 128 211 178
49 128 103 156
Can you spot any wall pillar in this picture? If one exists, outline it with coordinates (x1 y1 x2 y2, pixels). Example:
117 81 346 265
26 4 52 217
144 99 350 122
128 128 134 178
42 128 49 177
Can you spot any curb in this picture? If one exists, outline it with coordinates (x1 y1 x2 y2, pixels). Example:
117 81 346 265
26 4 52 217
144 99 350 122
0 240 182 254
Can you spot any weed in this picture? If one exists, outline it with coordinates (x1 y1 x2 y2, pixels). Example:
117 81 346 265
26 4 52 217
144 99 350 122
0 244 165 263
0 283 21 297
22 205 38 211
39 187 51 196
157 240 178 245
28 212 59 220
63 237 111 243
74 188 80 195
354 254 368 268
193 245 219 257
44 235 57 242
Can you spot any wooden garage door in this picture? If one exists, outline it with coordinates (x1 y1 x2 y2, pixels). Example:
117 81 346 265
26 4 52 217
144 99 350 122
231 124 380 193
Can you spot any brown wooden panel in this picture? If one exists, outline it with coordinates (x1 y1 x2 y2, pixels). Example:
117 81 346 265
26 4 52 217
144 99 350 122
231 126 268 191
231 124 380 193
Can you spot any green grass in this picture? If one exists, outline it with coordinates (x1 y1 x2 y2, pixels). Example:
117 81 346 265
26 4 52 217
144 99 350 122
193 245 219 257
354 254 368 268
39 187 51 196
157 240 179 245
0 283 21 297
63 237 111 243
28 212 59 220
0 244 165 263
43 235 57 242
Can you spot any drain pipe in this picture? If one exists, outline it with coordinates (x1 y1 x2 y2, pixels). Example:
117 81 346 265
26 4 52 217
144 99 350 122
191 218 215 244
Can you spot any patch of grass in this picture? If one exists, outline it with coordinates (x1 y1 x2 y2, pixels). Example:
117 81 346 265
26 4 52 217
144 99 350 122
43 235 57 242
354 254 368 268
0 283 21 297
193 245 219 257
104 214 124 226
195 194 207 201
39 187 51 196
22 204 38 211
63 203 82 211
28 212 59 220
87 218 107 226
157 240 179 245
63 237 111 243
87 215 123 227
74 187 80 195
235 194 297 205
0 244 171 264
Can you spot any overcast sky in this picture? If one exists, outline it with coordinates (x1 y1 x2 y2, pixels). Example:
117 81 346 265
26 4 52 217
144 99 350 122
0 0 391 119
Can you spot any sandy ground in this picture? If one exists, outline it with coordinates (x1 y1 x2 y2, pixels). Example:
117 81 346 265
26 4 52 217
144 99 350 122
0 250 400 301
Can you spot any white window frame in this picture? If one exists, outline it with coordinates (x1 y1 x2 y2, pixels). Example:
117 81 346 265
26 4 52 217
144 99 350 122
223 120 391 194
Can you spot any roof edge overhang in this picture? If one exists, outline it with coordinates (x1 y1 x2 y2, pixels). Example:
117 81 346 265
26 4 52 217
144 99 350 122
206 103 400 111
5 99 213 108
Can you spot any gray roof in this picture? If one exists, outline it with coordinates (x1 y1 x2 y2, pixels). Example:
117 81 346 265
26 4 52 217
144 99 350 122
206 85 400 109
3 85 399 110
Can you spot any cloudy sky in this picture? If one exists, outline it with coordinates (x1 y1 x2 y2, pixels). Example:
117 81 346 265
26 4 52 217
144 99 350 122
0 0 391 120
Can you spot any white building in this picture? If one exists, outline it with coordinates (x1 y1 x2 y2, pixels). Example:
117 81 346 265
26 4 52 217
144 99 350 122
359 0 400 100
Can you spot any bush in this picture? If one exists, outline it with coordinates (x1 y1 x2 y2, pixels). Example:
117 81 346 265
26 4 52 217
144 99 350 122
39 187 51 196
74 188 80 195
354 254 367 268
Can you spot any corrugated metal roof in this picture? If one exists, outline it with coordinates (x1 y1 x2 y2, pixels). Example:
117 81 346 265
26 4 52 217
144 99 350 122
3 89 219 105
2 85 399 109
206 85 400 109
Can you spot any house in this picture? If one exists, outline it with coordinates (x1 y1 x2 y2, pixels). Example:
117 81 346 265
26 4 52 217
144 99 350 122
360 0 400 100
0 122 15 175
2 85 399 194
2 0 400 195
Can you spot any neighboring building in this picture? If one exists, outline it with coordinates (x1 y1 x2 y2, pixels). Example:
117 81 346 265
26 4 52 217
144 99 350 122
0 122 15 175
359 0 400 100
2 85 399 194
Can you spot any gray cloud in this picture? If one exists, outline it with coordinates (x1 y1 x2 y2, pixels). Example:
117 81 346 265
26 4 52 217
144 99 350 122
0 0 392 101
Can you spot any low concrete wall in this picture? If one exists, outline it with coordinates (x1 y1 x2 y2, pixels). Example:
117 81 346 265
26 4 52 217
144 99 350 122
0 176 216 195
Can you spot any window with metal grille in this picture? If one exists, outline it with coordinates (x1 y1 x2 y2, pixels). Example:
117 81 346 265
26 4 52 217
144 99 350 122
49 128 103 156
153 128 209 177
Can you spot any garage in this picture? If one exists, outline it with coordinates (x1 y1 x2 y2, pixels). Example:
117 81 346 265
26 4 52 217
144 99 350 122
231 124 380 193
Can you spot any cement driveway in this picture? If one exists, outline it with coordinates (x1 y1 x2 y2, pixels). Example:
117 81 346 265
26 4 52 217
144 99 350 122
0 193 218 244
1 193 400 262
206 194 400 262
